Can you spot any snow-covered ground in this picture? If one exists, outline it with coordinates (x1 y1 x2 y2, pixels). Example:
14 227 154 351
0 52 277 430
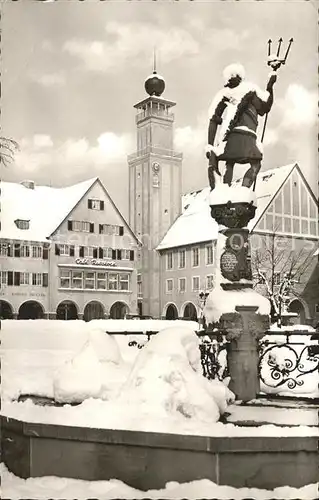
1 463 317 500
1 320 318 437
1 320 318 498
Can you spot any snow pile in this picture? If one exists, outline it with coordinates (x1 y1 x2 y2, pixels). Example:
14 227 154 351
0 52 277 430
208 67 270 156
223 63 246 83
89 326 122 364
209 184 257 207
204 285 270 323
118 326 234 423
1 463 318 500
53 342 103 404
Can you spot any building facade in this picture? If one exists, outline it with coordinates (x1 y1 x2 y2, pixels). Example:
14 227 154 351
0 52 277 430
0 178 139 320
128 70 182 318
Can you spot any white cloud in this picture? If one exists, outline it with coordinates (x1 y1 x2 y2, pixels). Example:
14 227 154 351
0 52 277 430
63 22 199 72
37 73 65 87
33 135 54 148
14 132 134 177
279 84 317 129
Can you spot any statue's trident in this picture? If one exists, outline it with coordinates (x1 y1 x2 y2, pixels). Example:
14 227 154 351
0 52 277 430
260 37 293 143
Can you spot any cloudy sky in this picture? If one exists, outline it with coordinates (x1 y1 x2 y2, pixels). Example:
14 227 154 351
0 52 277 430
2 0 317 217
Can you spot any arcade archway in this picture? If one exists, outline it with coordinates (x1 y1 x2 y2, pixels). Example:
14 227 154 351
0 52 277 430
0 300 14 319
165 303 179 320
182 302 198 321
56 301 78 320
109 301 129 319
18 301 44 320
288 299 306 325
83 301 105 322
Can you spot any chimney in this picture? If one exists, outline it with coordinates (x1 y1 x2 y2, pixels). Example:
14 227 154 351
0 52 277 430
20 180 35 190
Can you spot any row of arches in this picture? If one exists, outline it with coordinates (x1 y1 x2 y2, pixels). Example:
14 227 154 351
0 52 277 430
163 299 309 324
164 302 199 321
0 300 129 321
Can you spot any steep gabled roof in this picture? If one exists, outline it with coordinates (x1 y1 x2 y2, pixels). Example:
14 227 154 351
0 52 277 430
157 164 298 251
1 177 140 244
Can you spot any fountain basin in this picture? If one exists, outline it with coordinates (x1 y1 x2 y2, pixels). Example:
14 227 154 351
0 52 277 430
2 415 318 491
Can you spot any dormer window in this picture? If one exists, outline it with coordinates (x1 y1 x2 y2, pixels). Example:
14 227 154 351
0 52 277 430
14 219 30 230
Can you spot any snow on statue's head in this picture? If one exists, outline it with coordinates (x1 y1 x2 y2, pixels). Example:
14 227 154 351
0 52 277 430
223 63 245 87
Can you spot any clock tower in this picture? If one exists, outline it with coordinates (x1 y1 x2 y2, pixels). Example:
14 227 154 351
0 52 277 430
128 68 182 318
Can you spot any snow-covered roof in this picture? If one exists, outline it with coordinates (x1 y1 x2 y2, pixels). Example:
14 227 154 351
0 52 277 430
157 164 296 251
1 178 97 242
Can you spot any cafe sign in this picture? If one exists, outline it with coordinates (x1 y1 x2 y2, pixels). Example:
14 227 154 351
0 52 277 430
75 258 117 267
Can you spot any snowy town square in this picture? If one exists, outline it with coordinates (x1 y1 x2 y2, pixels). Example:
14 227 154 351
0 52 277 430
1 1 318 499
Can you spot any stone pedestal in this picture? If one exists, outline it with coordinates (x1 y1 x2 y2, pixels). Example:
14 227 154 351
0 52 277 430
205 188 271 401
220 306 269 401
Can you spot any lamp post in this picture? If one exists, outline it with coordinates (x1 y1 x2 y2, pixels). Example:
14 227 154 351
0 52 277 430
198 290 209 330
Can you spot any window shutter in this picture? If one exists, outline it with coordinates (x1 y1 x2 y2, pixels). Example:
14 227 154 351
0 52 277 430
14 272 20 286
99 247 103 259
90 223 94 233
42 273 48 287
68 220 73 231
55 244 60 256
100 200 105 211
70 246 75 257
7 271 13 286
130 250 134 261
14 244 20 258
43 247 49 260
99 224 103 234
88 199 92 209
93 248 98 259
119 226 124 236
116 249 122 260
112 249 117 260
79 246 84 258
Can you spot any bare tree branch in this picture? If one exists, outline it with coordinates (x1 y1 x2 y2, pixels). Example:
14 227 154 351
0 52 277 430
0 137 19 168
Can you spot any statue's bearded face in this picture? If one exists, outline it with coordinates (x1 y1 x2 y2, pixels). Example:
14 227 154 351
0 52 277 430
225 75 242 89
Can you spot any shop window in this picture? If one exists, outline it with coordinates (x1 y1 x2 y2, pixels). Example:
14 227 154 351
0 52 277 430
60 270 71 288
119 273 130 291
97 272 107 290
84 271 95 289
108 273 118 291
72 271 83 289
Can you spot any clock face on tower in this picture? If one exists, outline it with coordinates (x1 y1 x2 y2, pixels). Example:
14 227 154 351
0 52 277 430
152 162 160 173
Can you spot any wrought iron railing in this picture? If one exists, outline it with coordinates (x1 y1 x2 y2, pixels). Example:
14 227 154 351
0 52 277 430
123 327 319 398
258 331 319 397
